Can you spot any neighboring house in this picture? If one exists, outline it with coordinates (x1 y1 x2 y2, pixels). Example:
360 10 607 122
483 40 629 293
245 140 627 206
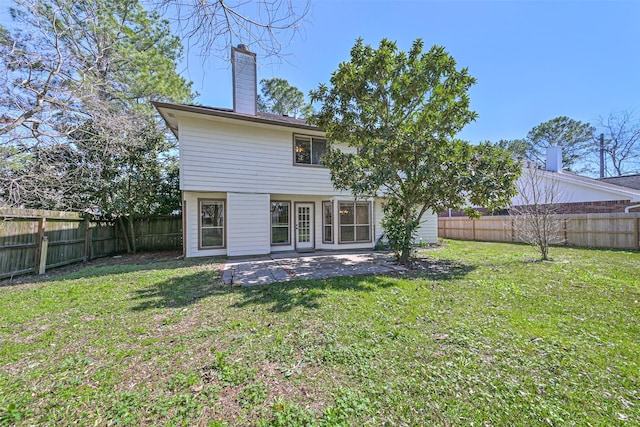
599 174 640 191
510 147 640 213
154 45 438 258
441 147 640 217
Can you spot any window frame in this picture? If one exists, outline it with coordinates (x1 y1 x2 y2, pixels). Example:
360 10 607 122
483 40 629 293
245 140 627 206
293 134 327 167
198 198 226 250
322 201 334 243
338 201 372 244
270 201 291 245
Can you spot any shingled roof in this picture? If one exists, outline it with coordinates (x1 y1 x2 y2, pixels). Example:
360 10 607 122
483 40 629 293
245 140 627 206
152 101 319 138
599 174 640 190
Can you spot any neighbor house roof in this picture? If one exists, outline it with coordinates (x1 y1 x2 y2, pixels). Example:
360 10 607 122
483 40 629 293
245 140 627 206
529 168 640 202
599 174 640 191
152 101 320 138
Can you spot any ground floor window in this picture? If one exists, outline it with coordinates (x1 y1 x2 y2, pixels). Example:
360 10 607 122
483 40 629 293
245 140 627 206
200 199 225 248
271 201 290 244
338 201 371 243
322 201 333 243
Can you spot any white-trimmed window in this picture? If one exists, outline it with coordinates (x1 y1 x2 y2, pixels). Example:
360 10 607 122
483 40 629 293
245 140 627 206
322 201 333 243
200 200 225 248
339 201 371 243
271 201 290 245
294 135 327 165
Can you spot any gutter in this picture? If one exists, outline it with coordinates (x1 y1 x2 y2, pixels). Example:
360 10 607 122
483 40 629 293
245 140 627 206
624 204 640 213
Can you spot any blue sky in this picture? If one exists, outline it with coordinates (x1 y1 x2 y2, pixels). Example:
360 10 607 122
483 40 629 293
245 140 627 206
182 0 640 145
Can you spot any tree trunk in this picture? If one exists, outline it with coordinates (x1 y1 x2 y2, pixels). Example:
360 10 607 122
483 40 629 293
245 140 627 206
117 216 132 253
128 216 137 254
398 203 414 266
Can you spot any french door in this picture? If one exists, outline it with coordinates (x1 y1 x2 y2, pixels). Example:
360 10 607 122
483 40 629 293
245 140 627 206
295 203 314 250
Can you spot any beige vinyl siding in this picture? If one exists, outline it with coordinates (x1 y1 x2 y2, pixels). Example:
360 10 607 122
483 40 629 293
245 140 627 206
184 191 437 257
178 117 349 196
374 200 384 244
227 192 270 256
416 209 438 243
373 202 438 245
178 114 439 256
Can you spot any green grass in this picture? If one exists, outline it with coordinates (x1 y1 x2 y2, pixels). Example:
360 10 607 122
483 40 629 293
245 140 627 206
1 241 638 426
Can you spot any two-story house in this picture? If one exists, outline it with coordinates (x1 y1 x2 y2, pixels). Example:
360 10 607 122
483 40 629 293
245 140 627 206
154 45 438 258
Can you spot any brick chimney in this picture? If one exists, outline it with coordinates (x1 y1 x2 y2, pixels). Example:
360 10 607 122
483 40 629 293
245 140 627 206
232 44 257 115
546 146 563 172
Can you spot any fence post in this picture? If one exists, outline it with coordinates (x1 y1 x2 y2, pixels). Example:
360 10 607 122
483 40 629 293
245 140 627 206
511 218 515 242
635 217 640 251
34 216 47 273
472 219 476 241
38 236 49 274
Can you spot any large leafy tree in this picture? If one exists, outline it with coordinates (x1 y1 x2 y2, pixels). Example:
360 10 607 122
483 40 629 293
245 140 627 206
257 78 312 118
310 38 521 265
526 116 595 171
491 139 531 160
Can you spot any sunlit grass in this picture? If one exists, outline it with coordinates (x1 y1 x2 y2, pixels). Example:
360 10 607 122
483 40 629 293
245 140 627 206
1 241 638 425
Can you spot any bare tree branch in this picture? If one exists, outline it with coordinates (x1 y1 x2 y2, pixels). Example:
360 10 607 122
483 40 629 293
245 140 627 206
154 0 309 60
598 110 640 176
510 164 567 260
1 0 192 220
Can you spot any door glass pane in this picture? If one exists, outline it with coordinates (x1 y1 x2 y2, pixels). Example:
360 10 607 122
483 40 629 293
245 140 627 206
298 206 310 243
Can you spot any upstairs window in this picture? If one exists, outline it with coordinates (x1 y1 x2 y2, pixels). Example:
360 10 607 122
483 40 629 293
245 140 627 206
294 135 327 166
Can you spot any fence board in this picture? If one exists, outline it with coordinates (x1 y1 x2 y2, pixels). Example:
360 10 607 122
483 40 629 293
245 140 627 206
0 217 38 279
1 209 182 280
438 213 640 250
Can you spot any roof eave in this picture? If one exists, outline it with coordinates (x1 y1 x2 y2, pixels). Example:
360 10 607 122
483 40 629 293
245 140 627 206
547 170 640 201
152 101 321 134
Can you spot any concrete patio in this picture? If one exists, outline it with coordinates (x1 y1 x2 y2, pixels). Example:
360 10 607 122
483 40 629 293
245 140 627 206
220 251 406 286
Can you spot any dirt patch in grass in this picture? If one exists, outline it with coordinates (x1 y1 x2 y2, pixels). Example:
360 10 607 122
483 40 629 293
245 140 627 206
1 250 183 286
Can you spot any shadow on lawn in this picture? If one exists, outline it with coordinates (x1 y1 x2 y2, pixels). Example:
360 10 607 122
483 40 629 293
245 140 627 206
130 258 474 313
0 254 219 287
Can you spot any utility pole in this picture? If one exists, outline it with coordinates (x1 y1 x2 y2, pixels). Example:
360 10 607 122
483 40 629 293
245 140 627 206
599 133 605 178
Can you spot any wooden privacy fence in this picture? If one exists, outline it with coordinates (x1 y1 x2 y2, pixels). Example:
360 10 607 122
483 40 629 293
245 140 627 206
438 213 640 250
0 208 182 280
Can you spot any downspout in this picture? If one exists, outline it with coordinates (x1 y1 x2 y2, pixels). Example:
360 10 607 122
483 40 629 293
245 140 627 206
624 204 640 213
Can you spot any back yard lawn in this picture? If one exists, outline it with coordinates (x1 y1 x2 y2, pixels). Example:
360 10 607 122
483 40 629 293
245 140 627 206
1 241 638 426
